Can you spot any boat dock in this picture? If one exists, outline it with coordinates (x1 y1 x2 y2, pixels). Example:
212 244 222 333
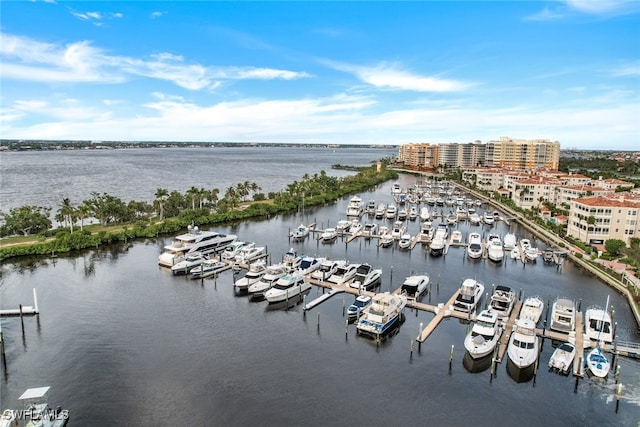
415 290 461 343
303 288 345 311
495 299 523 363
0 288 39 317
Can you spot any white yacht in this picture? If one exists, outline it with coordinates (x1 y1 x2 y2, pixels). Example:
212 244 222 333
487 234 504 262
349 263 382 291
584 305 613 344
311 259 346 281
348 219 363 235
519 296 544 324
346 195 364 217
489 285 516 320
398 232 412 249
375 203 386 219
482 211 494 225
247 263 287 299
390 221 406 239
233 260 267 294
290 223 309 240
234 245 265 264
419 206 430 222
379 234 394 248
417 221 433 243
548 342 575 375
586 345 610 378
298 256 325 276
362 223 377 238
221 241 252 261
158 226 237 267
453 278 485 313
171 252 207 275
366 199 377 215
321 227 338 243
397 207 408 221
549 298 576 333
190 259 227 279
450 230 463 244
264 271 310 303
283 248 302 272
467 232 482 259
464 309 502 359
347 295 372 322
468 212 482 225
506 318 540 383
327 263 360 285
335 219 350 234
400 275 430 301
356 293 407 337
408 206 418 221
503 233 517 251
385 204 397 220
429 224 448 256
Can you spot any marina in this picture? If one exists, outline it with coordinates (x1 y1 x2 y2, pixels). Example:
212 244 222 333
1 167 639 425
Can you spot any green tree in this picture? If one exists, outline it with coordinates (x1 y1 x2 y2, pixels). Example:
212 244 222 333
76 202 92 231
154 188 169 220
2 205 52 236
605 239 626 256
57 198 76 232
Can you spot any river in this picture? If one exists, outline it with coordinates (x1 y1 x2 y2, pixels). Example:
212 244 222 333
0 149 639 426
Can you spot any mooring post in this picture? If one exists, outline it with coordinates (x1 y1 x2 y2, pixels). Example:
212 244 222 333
345 319 348 340
448 345 454 372
615 383 622 413
317 312 320 332
342 297 345 317
19 304 23 319
533 358 539 387
410 339 414 359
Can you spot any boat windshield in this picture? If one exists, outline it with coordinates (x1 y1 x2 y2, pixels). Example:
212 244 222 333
353 299 370 308
589 353 607 363
513 338 535 349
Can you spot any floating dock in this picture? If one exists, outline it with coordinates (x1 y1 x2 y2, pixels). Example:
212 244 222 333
303 288 345 311
0 288 39 316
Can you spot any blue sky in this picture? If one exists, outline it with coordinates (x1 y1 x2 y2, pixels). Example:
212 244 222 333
1 1 639 149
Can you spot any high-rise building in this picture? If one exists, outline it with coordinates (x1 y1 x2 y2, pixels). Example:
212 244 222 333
484 136 560 171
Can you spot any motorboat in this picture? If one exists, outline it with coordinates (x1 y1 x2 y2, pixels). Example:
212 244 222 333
487 234 504 262
233 260 268 293
543 249 554 264
366 199 377 215
519 296 544 324
503 233 517 251
158 225 237 267
234 245 265 265
347 295 372 322
311 259 347 281
468 212 482 225
489 285 516 320
390 221 406 239
510 247 520 260
464 309 502 359
290 223 309 240
326 263 360 285
190 259 228 279
11 386 69 427
349 263 382 291
525 247 539 262
549 297 576 333
586 345 611 378
483 211 494 225
408 206 418 221
391 182 401 195
346 195 364 217
584 302 613 344
221 241 252 261
435 197 444 207
445 213 457 226
467 232 482 259
336 219 350 234
362 223 377 238
429 224 448 256
264 271 310 303
171 251 207 275
419 206 430 222
298 256 325 275
506 318 539 383
247 263 287 299
455 205 467 220
417 221 433 243
397 207 408 221
398 233 412 249
356 292 407 337
321 228 338 243
379 234 394 248
451 230 463 244
348 219 363 235
397 193 407 206
283 248 302 272
385 204 397 220
548 342 575 375
453 278 485 313
375 203 386 219
400 275 429 301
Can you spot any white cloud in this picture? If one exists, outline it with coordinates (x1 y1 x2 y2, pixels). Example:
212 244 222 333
151 11 166 19
611 60 640 77
0 33 311 89
525 7 566 21
327 61 471 93
526 0 640 21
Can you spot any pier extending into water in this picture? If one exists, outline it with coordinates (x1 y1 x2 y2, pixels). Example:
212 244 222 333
0 288 39 317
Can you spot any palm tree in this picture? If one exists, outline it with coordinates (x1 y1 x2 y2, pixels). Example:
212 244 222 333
57 198 75 232
209 188 220 209
186 186 199 210
154 188 169 220
77 202 92 231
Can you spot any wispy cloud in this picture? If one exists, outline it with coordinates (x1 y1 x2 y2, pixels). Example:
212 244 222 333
151 11 166 19
326 61 472 93
0 33 311 90
526 0 640 21
68 8 123 26
610 60 640 77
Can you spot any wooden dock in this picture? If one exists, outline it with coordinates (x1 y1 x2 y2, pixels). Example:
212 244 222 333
415 290 461 343
495 299 523 363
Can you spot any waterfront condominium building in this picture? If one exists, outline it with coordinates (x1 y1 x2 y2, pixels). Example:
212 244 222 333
397 137 560 172
484 136 560 171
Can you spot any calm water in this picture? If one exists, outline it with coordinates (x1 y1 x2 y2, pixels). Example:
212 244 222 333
0 146 395 212
1 160 639 426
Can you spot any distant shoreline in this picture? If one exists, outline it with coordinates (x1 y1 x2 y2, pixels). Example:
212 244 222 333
0 140 398 152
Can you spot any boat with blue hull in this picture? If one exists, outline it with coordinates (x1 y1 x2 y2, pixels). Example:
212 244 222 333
356 293 407 338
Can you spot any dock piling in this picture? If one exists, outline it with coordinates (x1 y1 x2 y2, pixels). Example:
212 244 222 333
317 312 320 333
448 345 454 372
615 383 622 413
